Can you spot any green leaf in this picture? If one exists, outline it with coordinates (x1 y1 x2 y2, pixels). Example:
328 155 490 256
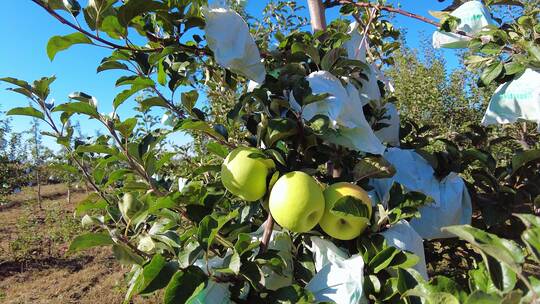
485 255 517 292
32 76 56 100
321 48 342 71
139 96 168 111
112 244 145 265
469 262 498 294
206 142 228 158
177 120 224 140
465 291 502 304
197 210 238 250
52 101 100 118
214 251 241 275
138 255 178 294
47 32 92 61
115 117 138 137
512 149 540 173
0 77 32 98
116 75 154 87
504 61 525 76
522 227 540 262
117 0 166 27
101 15 127 39
163 267 207 304
397 268 419 295
353 156 396 180
235 233 260 257
369 246 400 273
68 91 96 104
157 60 166 86
462 149 496 171
181 90 199 112
75 144 116 155
442 225 525 272
268 285 315 303
83 0 116 30
514 213 540 228
113 88 140 109
440 15 461 32
265 118 298 147
7 107 44 120
97 60 129 73
178 241 204 268
68 232 113 252
480 61 503 86
405 276 466 304
75 194 107 215
330 195 371 219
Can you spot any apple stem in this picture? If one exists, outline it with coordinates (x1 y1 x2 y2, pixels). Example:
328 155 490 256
260 213 274 252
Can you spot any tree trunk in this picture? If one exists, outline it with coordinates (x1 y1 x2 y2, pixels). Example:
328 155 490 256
307 0 338 179
307 0 327 31
67 182 71 204
36 167 42 210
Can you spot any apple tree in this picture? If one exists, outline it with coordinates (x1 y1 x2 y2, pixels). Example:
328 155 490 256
2 0 540 303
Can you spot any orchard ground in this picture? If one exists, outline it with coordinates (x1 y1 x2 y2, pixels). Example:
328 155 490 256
0 184 161 303
1 184 539 303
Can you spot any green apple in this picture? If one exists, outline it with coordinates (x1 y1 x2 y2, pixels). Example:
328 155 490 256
269 171 325 233
221 147 274 201
319 182 372 240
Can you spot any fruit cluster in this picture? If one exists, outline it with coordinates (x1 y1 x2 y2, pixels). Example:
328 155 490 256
221 147 372 240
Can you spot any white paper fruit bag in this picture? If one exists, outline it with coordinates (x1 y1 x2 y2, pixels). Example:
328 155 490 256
372 148 472 239
432 0 495 49
375 103 400 146
381 220 428 280
344 21 382 104
290 71 385 155
203 6 266 83
482 68 540 130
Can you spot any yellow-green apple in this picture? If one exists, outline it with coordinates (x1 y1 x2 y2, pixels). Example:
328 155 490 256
221 147 274 201
319 182 372 240
269 171 325 233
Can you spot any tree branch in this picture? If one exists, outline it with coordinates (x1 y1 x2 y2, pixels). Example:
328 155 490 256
260 212 274 253
31 0 205 55
327 0 441 27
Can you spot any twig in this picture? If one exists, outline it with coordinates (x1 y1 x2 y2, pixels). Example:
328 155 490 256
327 0 441 27
260 213 274 252
327 0 516 53
31 0 204 55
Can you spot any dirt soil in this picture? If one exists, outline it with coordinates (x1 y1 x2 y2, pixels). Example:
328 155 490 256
0 184 159 304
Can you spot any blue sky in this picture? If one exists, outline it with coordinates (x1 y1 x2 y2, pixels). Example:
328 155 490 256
0 0 458 149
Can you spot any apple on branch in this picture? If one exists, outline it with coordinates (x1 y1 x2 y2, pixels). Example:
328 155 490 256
221 147 275 202
269 171 325 233
319 182 372 240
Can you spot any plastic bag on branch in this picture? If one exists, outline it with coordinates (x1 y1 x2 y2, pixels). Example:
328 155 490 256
203 5 266 83
432 0 495 49
307 236 368 304
381 220 428 280
482 68 540 130
371 148 472 239
374 103 400 146
290 71 385 154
